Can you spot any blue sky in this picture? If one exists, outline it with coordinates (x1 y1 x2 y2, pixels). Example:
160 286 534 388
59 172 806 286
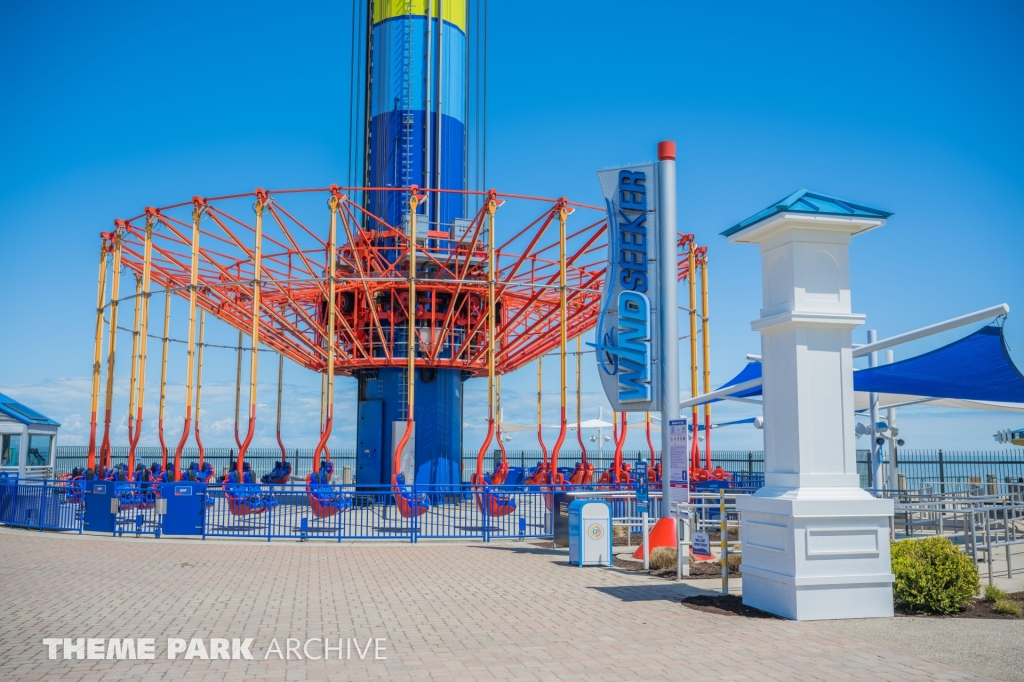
1 0 1023 455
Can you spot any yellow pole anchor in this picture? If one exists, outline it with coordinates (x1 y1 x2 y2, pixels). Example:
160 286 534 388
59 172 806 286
99 223 124 475
87 234 110 472
173 199 204 482
237 189 266 478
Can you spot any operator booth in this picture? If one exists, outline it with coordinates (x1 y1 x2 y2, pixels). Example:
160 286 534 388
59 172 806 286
0 392 58 479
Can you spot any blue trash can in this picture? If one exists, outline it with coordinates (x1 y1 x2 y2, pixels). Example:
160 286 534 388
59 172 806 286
568 499 612 566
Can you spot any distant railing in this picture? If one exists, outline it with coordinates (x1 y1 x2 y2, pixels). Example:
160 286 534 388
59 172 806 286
54 446 1024 490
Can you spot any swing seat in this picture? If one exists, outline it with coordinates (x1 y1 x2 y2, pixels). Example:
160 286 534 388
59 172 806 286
117 485 155 511
261 460 292 484
104 464 129 482
66 477 86 504
710 467 733 482
598 467 630 485
224 471 275 516
188 462 215 483
569 458 593 485
306 472 351 519
690 467 710 483
472 474 516 517
524 461 550 485
569 462 594 485
392 473 429 518
489 460 509 486
57 473 87 505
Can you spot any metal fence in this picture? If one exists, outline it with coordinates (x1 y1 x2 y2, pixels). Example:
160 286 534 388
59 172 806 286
199 483 619 542
56 447 358 481
55 446 1024 491
0 477 84 533
890 450 1024 490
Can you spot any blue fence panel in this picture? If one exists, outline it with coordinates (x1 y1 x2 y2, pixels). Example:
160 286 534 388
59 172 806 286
113 482 162 538
0 478 84 533
477 485 550 540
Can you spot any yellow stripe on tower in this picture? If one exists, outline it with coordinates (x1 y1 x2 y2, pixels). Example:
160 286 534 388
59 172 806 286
373 0 467 33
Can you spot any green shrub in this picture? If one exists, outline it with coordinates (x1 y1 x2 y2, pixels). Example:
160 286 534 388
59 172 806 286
984 585 1007 603
891 537 980 614
993 599 1022 616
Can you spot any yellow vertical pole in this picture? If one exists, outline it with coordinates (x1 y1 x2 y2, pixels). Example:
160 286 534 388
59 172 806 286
276 353 286 462
125 276 142 472
720 488 728 594
552 205 568 483
320 372 327 433
392 192 418 483
129 214 155 475
701 254 712 472
158 290 170 470
173 201 202 481
234 330 243 451
536 357 547 465
195 310 206 469
688 239 699 470
496 372 507 464
99 228 123 473
612 409 618 475
237 192 265 475
576 334 586 466
314 193 338 474
87 236 109 471
473 196 498 482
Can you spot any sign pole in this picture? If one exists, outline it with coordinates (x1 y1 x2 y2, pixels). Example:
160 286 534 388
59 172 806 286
658 140 679 520
642 507 650 569
637 459 649 569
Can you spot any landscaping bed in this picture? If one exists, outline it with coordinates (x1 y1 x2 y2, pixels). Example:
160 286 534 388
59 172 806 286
897 590 1024 620
680 594 780 619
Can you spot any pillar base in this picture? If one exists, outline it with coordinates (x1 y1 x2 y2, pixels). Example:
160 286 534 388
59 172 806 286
738 486 894 621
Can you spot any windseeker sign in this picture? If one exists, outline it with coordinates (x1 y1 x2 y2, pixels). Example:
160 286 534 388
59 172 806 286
595 164 662 412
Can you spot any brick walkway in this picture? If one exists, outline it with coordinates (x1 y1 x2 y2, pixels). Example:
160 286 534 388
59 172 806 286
0 528 996 681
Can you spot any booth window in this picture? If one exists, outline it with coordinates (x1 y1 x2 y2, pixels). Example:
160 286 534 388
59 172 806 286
26 434 51 467
1 434 20 467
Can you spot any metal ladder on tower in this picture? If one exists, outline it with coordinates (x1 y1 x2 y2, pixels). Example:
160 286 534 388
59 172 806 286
399 1 416 222
399 367 409 421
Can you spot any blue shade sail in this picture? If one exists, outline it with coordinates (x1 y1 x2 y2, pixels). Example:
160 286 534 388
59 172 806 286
714 361 764 399
712 325 1024 404
853 325 1024 402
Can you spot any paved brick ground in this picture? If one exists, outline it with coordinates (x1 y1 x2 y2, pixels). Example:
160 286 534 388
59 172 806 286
0 528 998 681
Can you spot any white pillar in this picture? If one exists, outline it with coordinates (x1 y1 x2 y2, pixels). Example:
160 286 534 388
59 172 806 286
657 141 679 519
727 209 894 621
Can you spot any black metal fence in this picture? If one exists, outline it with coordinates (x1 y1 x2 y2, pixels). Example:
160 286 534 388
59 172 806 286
888 450 1024 490
56 446 1024 489
55 447 358 481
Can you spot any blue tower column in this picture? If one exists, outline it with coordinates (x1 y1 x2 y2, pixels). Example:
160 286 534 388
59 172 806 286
357 0 469 486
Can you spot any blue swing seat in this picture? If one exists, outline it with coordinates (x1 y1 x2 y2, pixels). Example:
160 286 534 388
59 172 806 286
474 474 516 517
262 460 293 484
306 471 351 518
392 473 430 518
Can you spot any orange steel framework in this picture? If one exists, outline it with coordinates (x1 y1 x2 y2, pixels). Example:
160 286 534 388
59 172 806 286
86 185 709 482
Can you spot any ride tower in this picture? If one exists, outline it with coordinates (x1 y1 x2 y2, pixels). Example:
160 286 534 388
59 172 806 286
359 0 470 486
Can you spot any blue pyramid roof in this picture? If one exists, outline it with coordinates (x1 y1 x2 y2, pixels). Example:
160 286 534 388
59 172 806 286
0 392 60 426
721 189 893 237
